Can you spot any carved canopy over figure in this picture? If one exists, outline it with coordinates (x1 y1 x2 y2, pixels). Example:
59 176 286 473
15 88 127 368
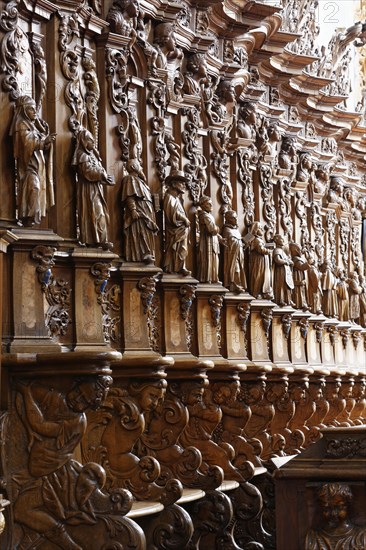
163 170 191 276
305 482 366 550
197 195 225 284
121 159 159 264
222 209 247 293
13 376 113 550
272 234 294 307
10 95 56 226
72 129 115 248
249 222 273 300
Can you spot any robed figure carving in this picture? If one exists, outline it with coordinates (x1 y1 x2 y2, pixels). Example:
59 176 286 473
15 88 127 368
72 129 115 248
10 95 56 226
121 159 159 263
197 195 225 284
163 171 191 276
249 222 273 299
273 234 294 307
222 209 247 293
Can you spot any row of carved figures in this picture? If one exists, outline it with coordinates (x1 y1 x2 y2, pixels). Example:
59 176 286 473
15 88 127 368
11 94 366 326
8 366 366 549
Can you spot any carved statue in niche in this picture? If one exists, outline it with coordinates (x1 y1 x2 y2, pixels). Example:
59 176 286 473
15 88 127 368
289 242 309 311
197 195 225 284
248 222 273 300
121 159 159 264
358 274 366 327
183 53 208 97
107 0 145 41
326 176 347 210
13 376 118 550
212 380 262 469
336 269 350 322
305 483 366 550
258 122 281 159
321 261 339 318
278 137 297 173
307 252 323 315
72 128 115 248
10 95 56 226
179 381 245 481
272 234 294 307
348 271 362 323
215 78 237 120
344 188 362 221
152 22 183 71
295 152 313 183
312 164 330 197
237 101 257 140
222 209 247 293
163 170 191 276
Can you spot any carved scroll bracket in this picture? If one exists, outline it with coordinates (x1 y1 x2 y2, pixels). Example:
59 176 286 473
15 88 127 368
137 276 160 352
298 318 310 340
90 262 112 304
282 313 293 340
31 245 56 289
209 294 224 350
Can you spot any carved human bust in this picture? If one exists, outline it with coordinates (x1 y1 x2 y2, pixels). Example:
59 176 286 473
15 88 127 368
305 483 366 550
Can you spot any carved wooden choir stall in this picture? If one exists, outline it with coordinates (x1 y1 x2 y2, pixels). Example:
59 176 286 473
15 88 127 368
0 0 366 548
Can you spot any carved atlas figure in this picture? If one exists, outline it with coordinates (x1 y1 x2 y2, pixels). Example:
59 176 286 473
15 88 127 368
72 128 115 248
10 95 56 227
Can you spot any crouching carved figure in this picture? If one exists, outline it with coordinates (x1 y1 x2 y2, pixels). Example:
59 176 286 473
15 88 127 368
11 376 145 550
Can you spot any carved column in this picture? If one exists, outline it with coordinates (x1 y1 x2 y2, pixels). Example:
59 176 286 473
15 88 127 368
320 319 338 368
9 232 62 353
72 248 118 351
248 300 275 368
271 306 293 369
307 316 325 368
289 311 311 368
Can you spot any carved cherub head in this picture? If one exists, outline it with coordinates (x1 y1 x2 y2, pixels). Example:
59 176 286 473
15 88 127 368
67 375 113 412
154 22 176 51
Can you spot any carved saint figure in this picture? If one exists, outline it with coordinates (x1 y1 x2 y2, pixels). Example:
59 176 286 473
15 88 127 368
307 253 323 315
348 271 362 323
358 274 366 327
10 95 56 226
121 159 159 264
289 242 309 310
197 195 225 283
258 122 281 158
72 129 115 248
249 222 273 299
296 152 312 183
222 209 247 293
14 376 112 550
321 260 339 318
337 269 349 321
163 170 191 276
272 234 294 307
237 101 257 140
278 137 297 172
183 53 208 97
153 22 183 71
305 483 366 550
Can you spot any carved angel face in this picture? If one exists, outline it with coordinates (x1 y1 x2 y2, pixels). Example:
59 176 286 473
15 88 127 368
139 385 165 412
